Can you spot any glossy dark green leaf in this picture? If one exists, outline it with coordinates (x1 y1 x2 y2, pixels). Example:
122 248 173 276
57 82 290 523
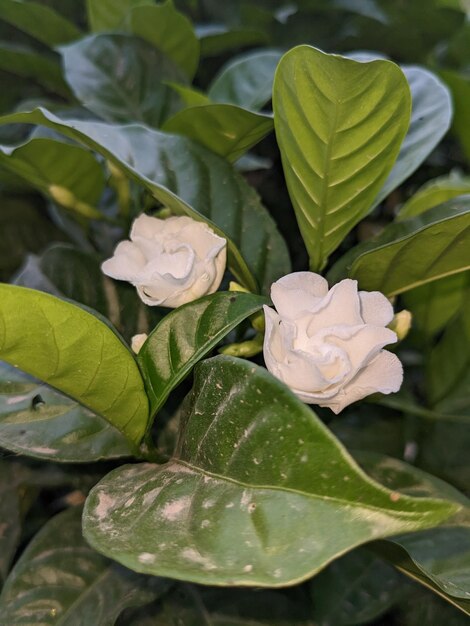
0 43 70 96
374 66 452 207
398 587 469 626
0 108 291 292
0 138 105 219
398 174 470 220
162 104 273 162
328 198 470 296
138 291 267 415
14 244 161 342
403 272 470 337
0 0 81 47
0 284 149 445
273 45 411 271
128 2 199 79
83 356 456 587
59 34 185 127
358 452 470 614
86 0 152 32
208 49 282 110
0 506 169 625
0 361 134 462
310 547 406 625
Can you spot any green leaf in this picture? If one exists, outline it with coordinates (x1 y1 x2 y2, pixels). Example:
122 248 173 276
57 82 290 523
0 360 134 462
208 49 282 110
0 506 169 625
0 42 70 97
0 284 149 445
128 1 199 79
427 291 470 407
166 83 211 108
310 547 406 626
273 45 411 271
86 0 152 32
197 25 268 58
0 0 81 47
83 356 456 587
398 174 470 221
327 197 470 296
14 244 161 342
0 138 105 219
0 107 291 292
59 34 185 127
403 272 470 337
440 70 470 162
0 195 67 280
162 105 273 162
374 66 452 207
138 291 267 415
359 452 470 614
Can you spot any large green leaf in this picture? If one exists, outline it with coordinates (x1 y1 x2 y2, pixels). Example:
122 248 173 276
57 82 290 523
373 66 452 208
0 506 169 625
14 244 161 342
127 1 199 79
162 104 273 162
0 284 149 445
359 452 470 614
273 45 411 271
0 107 291 292
0 138 105 219
403 272 470 337
208 49 282 110
59 34 185 127
0 361 134 461
327 198 470 296
0 0 81 47
86 0 152 32
310 547 406 626
398 174 470 221
0 43 70 96
83 356 456 587
138 291 267 415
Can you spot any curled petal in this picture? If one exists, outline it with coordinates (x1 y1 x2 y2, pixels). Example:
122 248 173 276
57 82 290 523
270 272 329 320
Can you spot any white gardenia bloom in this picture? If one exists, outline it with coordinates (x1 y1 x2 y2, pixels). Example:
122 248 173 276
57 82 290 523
102 214 227 307
263 272 403 414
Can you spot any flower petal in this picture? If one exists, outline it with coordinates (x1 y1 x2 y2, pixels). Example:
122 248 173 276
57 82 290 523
359 290 394 326
271 272 329 320
306 279 363 336
320 350 403 414
101 241 146 281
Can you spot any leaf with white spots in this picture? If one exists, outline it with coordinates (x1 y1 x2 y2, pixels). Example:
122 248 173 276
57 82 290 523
83 356 457 587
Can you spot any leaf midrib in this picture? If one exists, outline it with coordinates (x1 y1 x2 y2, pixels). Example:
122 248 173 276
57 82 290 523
172 459 450 519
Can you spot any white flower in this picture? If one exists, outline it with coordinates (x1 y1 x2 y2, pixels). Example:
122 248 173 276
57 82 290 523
131 333 148 354
102 214 227 307
263 272 403 413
